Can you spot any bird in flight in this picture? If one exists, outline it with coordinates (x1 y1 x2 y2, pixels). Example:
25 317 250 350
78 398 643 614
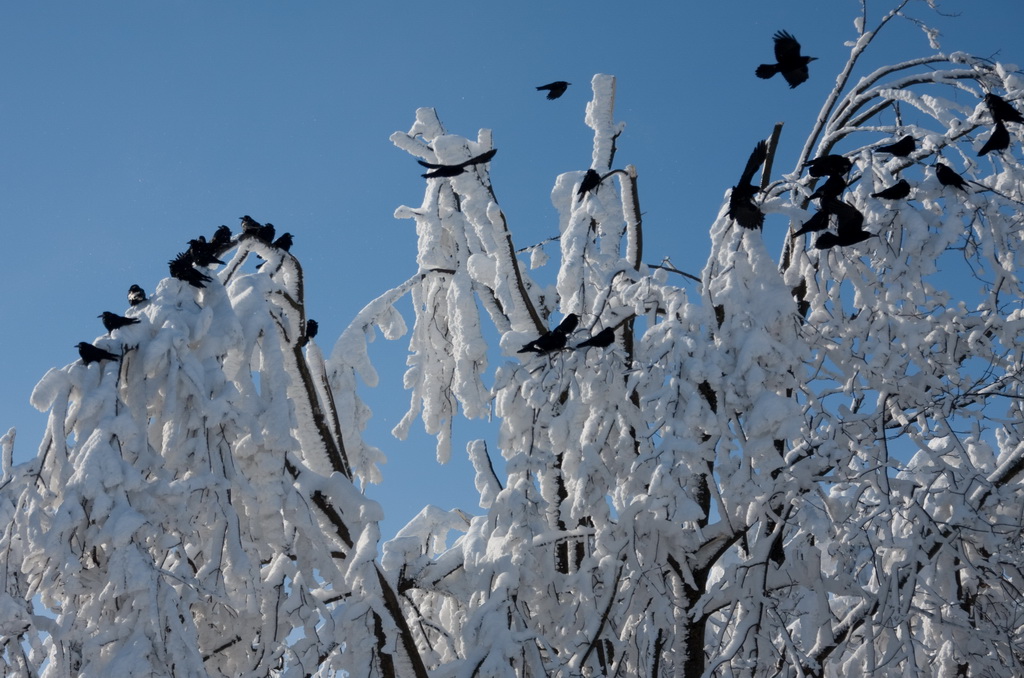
419 148 498 178
575 327 616 350
875 135 915 157
99 312 140 333
536 81 570 100
519 314 579 354
936 163 968 191
756 31 816 88
729 139 768 229
984 93 1024 125
127 284 147 307
77 342 119 365
871 179 911 200
978 121 1010 156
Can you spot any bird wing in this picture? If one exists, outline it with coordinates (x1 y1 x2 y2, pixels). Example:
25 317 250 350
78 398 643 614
773 31 802 62
739 140 768 186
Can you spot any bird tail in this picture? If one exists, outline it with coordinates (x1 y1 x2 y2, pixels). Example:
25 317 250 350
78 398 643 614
755 64 778 79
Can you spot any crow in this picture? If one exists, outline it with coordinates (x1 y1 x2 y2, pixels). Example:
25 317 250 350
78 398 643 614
729 139 768 229
985 93 1024 125
256 223 276 245
936 162 968 191
756 31 816 88
875 135 915 157
419 149 498 178
815 200 871 249
871 179 911 200
809 173 847 202
99 311 140 332
127 284 147 306
211 225 233 248
77 342 119 365
169 251 213 288
536 81 570 100
803 154 852 178
575 327 616 349
187 236 226 267
791 208 832 238
978 121 1010 156
518 314 579 354
577 169 603 197
306 319 318 339
273 232 293 251
240 215 262 235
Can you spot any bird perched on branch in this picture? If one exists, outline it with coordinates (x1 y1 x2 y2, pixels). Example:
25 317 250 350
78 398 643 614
936 162 968 191
791 208 832 238
77 342 119 365
985 93 1024 125
871 179 911 200
187 236 225 267
809 174 847 202
875 135 915 157
99 312 140 333
978 121 1010 156
239 215 262 236
536 81 570 100
127 284 147 307
211 225 233 248
815 199 871 249
803 154 852 178
575 327 616 350
519 314 579 354
577 169 603 197
169 251 213 288
419 148 498 178
756 31 816 88
273 232 294 251
729 139 768 230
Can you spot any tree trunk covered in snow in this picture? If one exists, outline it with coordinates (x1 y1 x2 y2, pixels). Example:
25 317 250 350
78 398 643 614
3 2 1024 676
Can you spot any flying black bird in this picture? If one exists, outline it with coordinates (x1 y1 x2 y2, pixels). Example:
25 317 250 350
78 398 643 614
729 139 768 229
99 311 140 333
306 319 318 339
985 93 1024 125
419 148 498 178
577 169 603 197
936 162 968 191
803 154 852 178
240 215 262 235
978 121 1010 156
211 225 233 248
187 236 226 267
536 81 570 100
791 208 832 238
575 327 616 350
77 342 119 365
169 251 213 288
127 284 147 306
518 314 579 354
875 135 915 157
871 179 911 200
809 173 847 202
273 232 294 251
756 31 816 88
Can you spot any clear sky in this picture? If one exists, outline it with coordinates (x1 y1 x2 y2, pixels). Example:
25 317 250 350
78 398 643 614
2 1 1021 538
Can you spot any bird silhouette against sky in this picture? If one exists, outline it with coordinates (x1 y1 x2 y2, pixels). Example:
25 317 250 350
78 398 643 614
99 311 140 333
536 81 570 100
575 327 616 350
978 121 1010 156
871 179 911 200
985 93 1024 125
936 162 968 191
756 31 816 88
419 148 498 178
728 139 768 229
803 154 852 178
875 135 915 157
519 314 579 354
77 342 119 365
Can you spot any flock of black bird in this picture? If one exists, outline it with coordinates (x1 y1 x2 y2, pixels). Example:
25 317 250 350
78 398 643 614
76 216 315 366
729 31 1022 249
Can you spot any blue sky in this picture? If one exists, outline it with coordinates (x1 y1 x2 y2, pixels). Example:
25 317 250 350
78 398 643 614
1 1 1021 538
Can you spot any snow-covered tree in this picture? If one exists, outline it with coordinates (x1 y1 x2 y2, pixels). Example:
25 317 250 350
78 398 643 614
3 2 1024 676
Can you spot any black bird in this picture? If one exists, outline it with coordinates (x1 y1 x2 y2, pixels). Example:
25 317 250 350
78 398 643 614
728 139 768 229
978 121 1010 156
420 148 498 178
577 169 603 197
518 314 579 354
985 93 1024 125
127 284 147 307
240 215 262 235
211 225 233 248
575 327 615 349
306 319 318 339
77 342 119 365
936 162 968 191
809 173 847 202
815 200 871 249
756 31 816 88
871 179 911 200
99 311 140 332
875 135 915 157
273 232 294 251
187 236 226 267
803 154 852 178
536 81 570 100
169 251 213 288
790 208 832 238
256 223 276 245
